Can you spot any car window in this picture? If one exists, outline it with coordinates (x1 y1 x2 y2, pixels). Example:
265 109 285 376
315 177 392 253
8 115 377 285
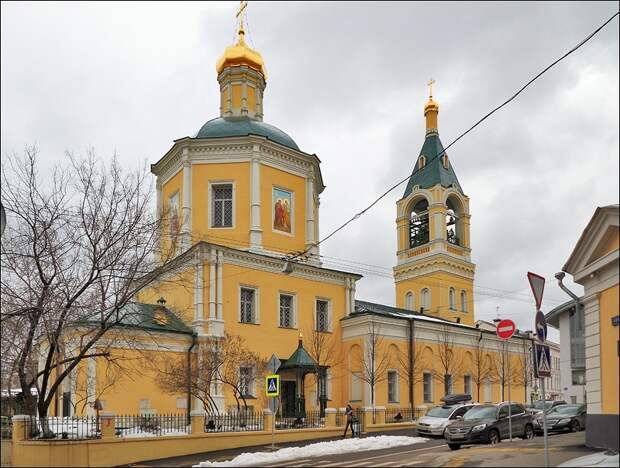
548 405 581 416
450 407 469 419
426 406 455 418
499 406 509 418
510 404 524 415
464 406 497 420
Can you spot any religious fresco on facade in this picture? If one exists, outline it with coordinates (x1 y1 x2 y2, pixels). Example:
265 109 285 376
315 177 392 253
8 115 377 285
169 192 180 237
273 187 292 233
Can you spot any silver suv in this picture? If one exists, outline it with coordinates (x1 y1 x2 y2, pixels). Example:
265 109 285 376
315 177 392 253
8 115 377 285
417 403 478 437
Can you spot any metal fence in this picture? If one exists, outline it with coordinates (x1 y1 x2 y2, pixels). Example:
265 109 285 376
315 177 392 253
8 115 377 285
204 411 263 432
24 416 101 440
384 407 423 423
275 410 324 430
115 414 189 437
335 411 343 426
1 416 12 439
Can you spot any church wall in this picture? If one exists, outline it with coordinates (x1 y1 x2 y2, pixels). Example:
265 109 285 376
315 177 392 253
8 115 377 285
161 170 184 257
191 162 251 250
260 164 307 254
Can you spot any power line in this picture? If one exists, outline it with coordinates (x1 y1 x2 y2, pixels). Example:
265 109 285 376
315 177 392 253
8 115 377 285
288 10 620 260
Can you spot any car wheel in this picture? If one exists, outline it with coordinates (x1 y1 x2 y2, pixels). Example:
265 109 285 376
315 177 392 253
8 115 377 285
448 443 461 451
522 424 534 440
570 420 580 432
488 429 500 445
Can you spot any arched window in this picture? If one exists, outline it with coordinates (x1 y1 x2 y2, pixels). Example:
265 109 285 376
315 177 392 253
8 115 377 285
421 288 430 311
442 153 449 169
409 199 429 248
449 288 456 311
405 292 414 311
461 290 467 312
419 155 426 169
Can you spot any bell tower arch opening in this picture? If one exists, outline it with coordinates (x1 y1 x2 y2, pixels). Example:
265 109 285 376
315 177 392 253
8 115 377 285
409 198 430 248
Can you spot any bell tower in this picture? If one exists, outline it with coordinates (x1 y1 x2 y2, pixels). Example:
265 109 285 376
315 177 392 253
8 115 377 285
393 83 476 325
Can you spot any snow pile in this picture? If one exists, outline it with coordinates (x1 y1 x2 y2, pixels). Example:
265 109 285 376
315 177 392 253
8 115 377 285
194 435 428 467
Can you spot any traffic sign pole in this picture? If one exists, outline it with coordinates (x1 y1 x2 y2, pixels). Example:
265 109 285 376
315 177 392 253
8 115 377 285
507 342 512 442
541 376 549 468
495 320 516 442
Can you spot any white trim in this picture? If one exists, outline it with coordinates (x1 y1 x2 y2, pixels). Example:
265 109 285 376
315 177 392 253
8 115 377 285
404 291 414 311
315 297 332 332
250 151 262 249
278 291 297 329
421 288 431 310
208 180 236 229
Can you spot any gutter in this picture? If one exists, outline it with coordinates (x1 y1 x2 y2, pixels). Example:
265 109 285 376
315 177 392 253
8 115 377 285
187 333 197 425
408 317 415 415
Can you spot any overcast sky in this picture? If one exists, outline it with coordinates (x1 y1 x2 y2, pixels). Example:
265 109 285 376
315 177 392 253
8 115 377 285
2 1 619 342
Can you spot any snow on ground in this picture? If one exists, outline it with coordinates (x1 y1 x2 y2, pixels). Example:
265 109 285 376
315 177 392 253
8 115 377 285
193 435 428 467
557 451 620 467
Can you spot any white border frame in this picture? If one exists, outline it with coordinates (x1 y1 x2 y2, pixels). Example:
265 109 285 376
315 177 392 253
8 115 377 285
272 185 295 237
208 180 236 229
387 369 399 404
423 371 433 403
315 296 332 332
278 291 297 329
238 284 260 324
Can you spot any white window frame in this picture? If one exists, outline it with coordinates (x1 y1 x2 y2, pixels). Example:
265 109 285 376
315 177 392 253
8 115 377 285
278 292 297 328
387 370 399 403
315 297 332 332
449 287 456 311
208 181 236 229
351 371 362 402
405 291 414 311
239 285 259 324
423 372 433 403
461 290 468 312
419 155 426 169
421 288 431 311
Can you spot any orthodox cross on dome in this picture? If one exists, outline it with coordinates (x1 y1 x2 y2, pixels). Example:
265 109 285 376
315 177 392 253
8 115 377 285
236 1 248 42
427 78 436 99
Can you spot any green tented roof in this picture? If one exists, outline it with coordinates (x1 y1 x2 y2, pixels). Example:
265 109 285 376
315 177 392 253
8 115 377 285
278 342 317 370
75 302 194 336
402 132 463 198
194 117 300 151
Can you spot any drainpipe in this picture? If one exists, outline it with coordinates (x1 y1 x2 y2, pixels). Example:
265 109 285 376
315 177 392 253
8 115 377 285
187 333 197 425
408 317 415 416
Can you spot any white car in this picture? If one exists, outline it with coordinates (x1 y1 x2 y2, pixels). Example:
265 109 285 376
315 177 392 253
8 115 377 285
416 403 477 437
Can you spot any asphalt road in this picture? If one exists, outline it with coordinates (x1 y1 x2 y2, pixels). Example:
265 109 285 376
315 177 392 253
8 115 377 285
130 428 595 467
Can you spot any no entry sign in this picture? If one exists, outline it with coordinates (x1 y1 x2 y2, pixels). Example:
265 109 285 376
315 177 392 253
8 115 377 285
496 319 516 340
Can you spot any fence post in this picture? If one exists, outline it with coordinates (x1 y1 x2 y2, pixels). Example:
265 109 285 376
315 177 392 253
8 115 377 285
363 407 374 430
11 415 29 443
337 407 346 427
190 410 206 435
263 408 273 433
99 412 116 439
324 408 337 428
374 406 386 425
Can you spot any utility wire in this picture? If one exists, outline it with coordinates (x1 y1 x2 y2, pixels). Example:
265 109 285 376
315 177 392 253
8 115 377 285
287 10 620 260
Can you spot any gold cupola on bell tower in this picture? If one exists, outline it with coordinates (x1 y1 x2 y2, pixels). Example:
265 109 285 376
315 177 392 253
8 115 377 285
216 1 267 120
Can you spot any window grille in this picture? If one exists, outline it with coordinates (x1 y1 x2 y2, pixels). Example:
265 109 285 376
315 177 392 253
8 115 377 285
421 288 431 310
388 371 398 403
212 184 233 227
464 375 472 396
239 367 254 397
279 294 293 328
316 300 329 332
449 288 456 310
423 373 432 402
461 291 468 312
405 292 414 311
240 288 255 323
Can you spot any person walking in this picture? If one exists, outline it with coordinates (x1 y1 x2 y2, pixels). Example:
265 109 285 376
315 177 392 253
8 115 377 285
343 404 356 438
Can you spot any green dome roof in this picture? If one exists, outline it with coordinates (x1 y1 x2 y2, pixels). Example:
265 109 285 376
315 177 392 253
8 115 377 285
194 117 300 151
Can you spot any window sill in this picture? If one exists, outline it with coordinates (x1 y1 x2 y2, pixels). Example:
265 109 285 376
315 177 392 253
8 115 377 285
278 326 298 330
315 329 332 334
240 395 257 400
239 321 260 326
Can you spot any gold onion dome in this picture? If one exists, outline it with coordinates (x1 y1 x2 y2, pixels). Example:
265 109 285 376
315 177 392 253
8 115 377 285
424 96 439 115
216 24 267 78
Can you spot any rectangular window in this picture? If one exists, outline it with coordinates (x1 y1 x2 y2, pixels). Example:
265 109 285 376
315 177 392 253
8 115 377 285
351 372 362 401
316 300 329 332
240 288 256 323
388 371 398 403
569 305 585 370
239 367 254 397
484 379 492 403
464 375 472 396
212 184 233 228
444 374 453 395
423 372 433 403
279 294 294 328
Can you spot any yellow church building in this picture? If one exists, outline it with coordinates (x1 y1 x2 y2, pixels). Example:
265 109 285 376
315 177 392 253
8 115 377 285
50 6 533 421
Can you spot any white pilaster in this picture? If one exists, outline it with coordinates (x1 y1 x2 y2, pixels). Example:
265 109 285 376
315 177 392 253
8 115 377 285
181 150 192 250
216 250 223 320
345 278 351 316
156 179 163 258
350 278 356 314
193 261 205 334
241 80 248 115
250 148 262 250
209 249 216 320
306 176 316 256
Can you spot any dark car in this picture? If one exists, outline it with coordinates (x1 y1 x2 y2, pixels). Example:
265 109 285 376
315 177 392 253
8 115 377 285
444 402 535 450
527 399 567 416
534 404 586 434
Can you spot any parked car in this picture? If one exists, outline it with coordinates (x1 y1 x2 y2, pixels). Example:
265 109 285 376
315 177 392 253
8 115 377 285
416 403 478 437
533 404 586 434
444 402 535 450
527 399 567 416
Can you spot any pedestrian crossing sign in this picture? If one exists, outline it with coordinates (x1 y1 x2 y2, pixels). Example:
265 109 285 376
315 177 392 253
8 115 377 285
266 374 280 397
534 343 551 378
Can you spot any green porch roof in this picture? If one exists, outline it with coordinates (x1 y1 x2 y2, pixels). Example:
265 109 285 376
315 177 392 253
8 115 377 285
194 117 300 151
278 341 317 370
402 132 463 198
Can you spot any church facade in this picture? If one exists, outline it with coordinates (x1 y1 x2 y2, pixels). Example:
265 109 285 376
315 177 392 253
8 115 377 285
52 9 534 419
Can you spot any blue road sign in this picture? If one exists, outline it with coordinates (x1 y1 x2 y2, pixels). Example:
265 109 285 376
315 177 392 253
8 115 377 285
535 310 547 343
534 344 551 378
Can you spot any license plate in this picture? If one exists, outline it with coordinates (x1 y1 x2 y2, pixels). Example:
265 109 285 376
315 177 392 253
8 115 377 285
450 434 465 439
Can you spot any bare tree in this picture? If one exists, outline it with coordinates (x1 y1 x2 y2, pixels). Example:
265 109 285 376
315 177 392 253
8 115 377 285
304 316 341 416
489 341 519 402
514 339 535 404
470 333 492 403
352 319 390 416
395 342 426 413
0 147 179 433
434 325 464 397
